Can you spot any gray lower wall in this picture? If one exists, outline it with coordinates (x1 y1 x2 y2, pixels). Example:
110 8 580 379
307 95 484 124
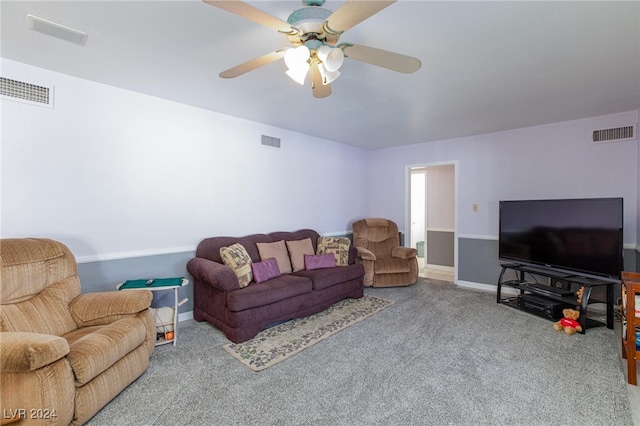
627 248 640 271
76 232 356 316
458 238 501 285
458 237 639 299
426 230 454 267
458 238 638 303
76 239 640 317
77 252 195 314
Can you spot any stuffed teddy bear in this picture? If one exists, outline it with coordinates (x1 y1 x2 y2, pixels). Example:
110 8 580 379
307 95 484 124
553 308 583 335
576 286 584 304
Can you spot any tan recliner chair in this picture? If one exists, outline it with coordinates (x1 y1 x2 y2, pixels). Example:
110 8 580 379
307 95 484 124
352 218 418 287
0 238 155 425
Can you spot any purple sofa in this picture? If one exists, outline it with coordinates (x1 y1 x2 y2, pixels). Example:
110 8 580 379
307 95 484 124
187 229 365 343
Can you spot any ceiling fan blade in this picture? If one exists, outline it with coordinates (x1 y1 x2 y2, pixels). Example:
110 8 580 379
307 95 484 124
341 44 421 74
324 0 396 34
310 62 331 98
219 50 286 78
203 0 295 34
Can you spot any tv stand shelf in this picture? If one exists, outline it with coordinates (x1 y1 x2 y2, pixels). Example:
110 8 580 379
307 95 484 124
497 264 616 333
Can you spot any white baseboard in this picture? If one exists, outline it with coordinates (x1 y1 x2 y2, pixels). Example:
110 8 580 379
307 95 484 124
179 311 194 322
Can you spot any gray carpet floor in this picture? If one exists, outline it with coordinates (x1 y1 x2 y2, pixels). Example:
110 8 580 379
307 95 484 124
88 278 633 425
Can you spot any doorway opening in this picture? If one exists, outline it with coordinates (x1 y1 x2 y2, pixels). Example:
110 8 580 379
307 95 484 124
407 163 456 282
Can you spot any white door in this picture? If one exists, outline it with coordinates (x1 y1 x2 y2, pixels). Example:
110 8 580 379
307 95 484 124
410 170 426 257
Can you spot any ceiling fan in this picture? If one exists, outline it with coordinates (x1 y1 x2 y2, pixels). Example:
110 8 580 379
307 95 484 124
203 0 421 98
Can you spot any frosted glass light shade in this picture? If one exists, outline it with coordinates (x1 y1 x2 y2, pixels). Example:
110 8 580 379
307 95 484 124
286 66 308 85
317 46 344 72
284 46 310 70
318 63 341 85
316 45 331 63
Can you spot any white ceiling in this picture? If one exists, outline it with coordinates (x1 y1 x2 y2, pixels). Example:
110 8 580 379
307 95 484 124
2 0 639 150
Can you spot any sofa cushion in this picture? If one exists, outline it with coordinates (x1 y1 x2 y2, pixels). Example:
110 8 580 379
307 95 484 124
226 275 312 312
64 317 146 386
304 253 336 270
292 264 364 291
316 237 351 266
374 257 411 274
196 234 273 263
269 230 320 251
257 240 292 274
220 243 253 288
251 258 281 284
286 238 315 272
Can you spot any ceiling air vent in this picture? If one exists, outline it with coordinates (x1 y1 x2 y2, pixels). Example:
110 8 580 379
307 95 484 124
1 77 54 108
592 125 635 143
261 135 281 149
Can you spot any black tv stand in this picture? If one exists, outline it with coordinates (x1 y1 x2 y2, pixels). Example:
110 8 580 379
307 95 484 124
496 263 616 333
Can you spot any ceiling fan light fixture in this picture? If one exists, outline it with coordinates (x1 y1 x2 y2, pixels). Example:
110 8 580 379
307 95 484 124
317 46 344 72
284 45 310 71
286 66 308 85
316 45 331 62
318 63 340 85
206 0 422 97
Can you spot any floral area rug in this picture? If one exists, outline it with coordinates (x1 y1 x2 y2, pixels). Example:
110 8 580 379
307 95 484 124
222 295 394 371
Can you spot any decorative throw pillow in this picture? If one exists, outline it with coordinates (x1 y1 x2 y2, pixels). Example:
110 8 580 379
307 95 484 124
286 238 315 272
316 237 351 266
256 240 292 274
304 253 336 270
251 258 281 284
219 243 253 288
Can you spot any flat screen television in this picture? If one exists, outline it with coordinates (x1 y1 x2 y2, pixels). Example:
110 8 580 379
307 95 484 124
498 197 623 280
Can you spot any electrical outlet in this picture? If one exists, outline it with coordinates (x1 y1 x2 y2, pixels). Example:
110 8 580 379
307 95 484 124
473 204 478 212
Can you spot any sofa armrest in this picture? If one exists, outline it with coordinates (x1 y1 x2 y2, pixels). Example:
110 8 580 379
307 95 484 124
70 290 152 327
348 246 358 265
392 246 418 259
0 332 69 372
187 258 240 292
356 247 377 261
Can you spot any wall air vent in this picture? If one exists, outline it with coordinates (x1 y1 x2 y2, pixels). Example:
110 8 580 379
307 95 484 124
0 77 54 108
27 14 87 45
261 135 281 149
592 125 635 143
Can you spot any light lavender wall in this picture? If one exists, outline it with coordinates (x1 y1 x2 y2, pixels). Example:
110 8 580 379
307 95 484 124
369 111 639 286
1 59 370 263
369 111 638 243
2 58 638 298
